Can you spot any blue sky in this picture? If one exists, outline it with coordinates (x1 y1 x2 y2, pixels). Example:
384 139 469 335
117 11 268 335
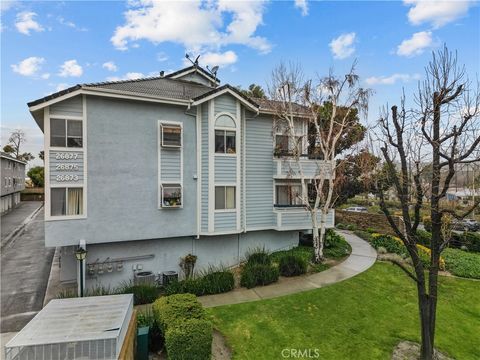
1 0 479 166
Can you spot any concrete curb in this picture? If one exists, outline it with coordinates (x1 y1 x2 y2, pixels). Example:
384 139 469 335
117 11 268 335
1 203 43 251
43 247 61 307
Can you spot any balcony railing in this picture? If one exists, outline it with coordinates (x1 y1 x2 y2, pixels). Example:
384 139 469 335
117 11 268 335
274 208 335 230
273 158 335 179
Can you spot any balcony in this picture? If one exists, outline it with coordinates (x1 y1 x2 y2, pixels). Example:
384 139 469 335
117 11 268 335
273 158 335 179
274 208 335 230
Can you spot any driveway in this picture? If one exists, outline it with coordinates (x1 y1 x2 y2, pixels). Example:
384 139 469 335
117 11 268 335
1 207 54 332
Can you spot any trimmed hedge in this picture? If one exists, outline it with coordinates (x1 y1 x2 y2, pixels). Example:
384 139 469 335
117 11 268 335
165 271 234 296
279 254 308 277
240 263 279 288
153 294 212 360
165 319 213 360
152 294 205 332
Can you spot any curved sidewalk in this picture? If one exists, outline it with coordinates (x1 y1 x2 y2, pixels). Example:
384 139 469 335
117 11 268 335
199 230 377 308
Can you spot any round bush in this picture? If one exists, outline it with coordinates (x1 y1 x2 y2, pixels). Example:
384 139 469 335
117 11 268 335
278 254 307 277
247 251 271 265
240 264 279 289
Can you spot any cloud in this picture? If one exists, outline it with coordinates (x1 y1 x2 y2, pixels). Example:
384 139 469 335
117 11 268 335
156 52 168 62
59 60 83 77
365 73 421 85
106 72 145 81
11 57 45 76
329 32 356 59
56 83 69 91
57 16 88 31
404 0 475 28
15 11 44 35
198 50 238 68
111 0 271 54
397 31 433 57
41 73 50 79
102 61 118 72
1 1 17 13
295 0 309 16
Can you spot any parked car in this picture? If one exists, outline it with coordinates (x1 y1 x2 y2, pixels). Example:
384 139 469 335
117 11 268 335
452 219 480 232
344 206 368 213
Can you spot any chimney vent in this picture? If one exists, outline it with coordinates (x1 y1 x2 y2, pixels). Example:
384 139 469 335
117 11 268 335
160 71 165 77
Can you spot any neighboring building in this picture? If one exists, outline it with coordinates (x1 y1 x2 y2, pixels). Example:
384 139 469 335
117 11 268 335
28 65 335 290
445 188 479 206
1 152 26 214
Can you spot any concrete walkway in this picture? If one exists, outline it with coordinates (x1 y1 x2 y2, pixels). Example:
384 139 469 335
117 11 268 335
1 201 43 249
199 230 377 308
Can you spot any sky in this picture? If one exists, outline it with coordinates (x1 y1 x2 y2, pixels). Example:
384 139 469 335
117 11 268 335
1 0 479 167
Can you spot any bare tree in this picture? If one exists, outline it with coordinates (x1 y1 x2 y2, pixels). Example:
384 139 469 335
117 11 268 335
376 46 480 359
269 63 370 262
3 129 26 159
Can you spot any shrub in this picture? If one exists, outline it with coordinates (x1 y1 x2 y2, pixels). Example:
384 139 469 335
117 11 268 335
165 319 212 360
346 224 357 231
354 230 372 242
416 244 446 271
246 248 271 265
450 232 480 253
443 248 480 279
336 223 348 230
423 216 432 232
200 270 235 295
240 263 279 288
416 230 432 247
324 230 351 258
370 233 406 256
164 278 203 296
116 282 159 305
152 294 205 333
278 254 307 277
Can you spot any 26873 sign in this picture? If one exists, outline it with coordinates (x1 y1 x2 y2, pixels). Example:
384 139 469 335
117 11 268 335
50 151 84 184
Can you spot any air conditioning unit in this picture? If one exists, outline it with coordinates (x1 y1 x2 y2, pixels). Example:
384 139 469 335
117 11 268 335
134 271 155 285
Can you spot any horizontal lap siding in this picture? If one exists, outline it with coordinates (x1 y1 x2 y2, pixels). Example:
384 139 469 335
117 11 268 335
160 149 181 181
214 212 237 231
246 116 275 228
279 160 333 178
215 156 236 183
201 104 209 232
49 151 84 183
214 95 236 116
50 96 83 117
280 210 334 228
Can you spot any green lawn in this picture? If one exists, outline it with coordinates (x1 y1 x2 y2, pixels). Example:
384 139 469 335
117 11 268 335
210 262 480 359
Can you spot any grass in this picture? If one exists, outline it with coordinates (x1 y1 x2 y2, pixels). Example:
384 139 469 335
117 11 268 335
210 262 480 360
443 248 480 279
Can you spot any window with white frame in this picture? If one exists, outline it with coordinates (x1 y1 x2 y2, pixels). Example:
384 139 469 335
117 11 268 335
215 186 236 210
50 119 83 148
161 124 182 147
161 184 182 207
215 115 236 154
274 134 302 156
51 187 83 216
275 182 303 207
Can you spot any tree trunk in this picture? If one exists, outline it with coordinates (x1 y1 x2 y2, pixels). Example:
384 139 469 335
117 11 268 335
312 212 324 263
418 295 434 360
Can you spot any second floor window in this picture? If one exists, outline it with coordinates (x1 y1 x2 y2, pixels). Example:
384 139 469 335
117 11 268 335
51 187 83 216
215 186 236 210
274 135 302 156
275 183 303 207
161 184 182 208
51 119 83 148
215 115 236 154
161 125 182 147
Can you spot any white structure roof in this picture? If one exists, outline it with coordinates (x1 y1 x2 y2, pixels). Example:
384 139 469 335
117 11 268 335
6 294 133 348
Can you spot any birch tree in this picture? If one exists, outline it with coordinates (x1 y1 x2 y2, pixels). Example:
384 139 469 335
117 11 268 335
376 46 480 359
269 63 370 262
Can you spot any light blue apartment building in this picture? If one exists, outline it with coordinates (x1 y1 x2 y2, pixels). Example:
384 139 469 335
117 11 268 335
28 65 334 290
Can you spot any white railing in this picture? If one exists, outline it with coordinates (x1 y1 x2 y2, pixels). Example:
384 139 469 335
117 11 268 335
273 158 335 179
274 208 335 230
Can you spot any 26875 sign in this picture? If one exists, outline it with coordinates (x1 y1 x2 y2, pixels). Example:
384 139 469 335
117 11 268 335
50 151 84 184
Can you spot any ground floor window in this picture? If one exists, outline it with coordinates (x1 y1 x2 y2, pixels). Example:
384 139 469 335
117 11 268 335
51 187 83 216
161 184 182 207
275 182 303 207
215 186 236 210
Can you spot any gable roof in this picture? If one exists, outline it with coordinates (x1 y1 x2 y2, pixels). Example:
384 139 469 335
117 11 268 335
191 84 259 112
164 65 220 85
0 152 27 164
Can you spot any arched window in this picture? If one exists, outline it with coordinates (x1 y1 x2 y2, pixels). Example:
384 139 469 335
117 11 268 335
215 115 236 154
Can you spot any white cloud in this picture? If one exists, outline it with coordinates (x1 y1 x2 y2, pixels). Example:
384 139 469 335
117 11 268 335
15 11 44 35
397 31 433 57
404 0 475 28
58 16 88 31
56 83 69 92
295 0 309 16
102 61 118 72
11 56 45 76
329 32 356 59
198 50 238 68
59 60 83 77
156 52 168 62
111 0 271 54
1 1 17 13
106 72 145 81
41 73 50 79
365 73 421 85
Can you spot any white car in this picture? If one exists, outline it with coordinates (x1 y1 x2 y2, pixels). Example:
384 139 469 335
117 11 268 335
344 206 368 213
